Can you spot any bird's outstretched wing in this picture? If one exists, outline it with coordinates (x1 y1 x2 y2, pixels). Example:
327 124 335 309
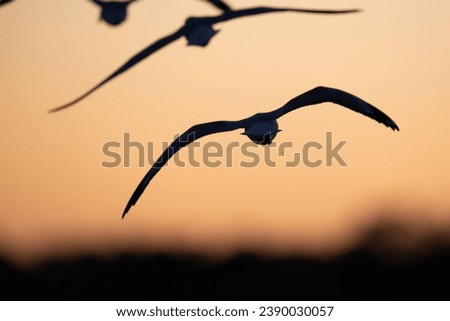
122 120 244 217
207 6 360 24
202 0 232 12
268 86 399 130
49 28 186 113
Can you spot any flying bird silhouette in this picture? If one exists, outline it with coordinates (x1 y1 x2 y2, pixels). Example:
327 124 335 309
201 0 232 11
122 86 399 218
90 0 139 26
49 6 359 113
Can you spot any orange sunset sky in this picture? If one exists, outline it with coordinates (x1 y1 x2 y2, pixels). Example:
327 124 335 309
1 0 449 265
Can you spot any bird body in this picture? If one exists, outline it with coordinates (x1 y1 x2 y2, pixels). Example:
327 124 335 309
122 86 399 218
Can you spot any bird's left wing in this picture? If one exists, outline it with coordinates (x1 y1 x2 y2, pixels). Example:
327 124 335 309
49 27 186 113
122 120 244 217
268 86 399 130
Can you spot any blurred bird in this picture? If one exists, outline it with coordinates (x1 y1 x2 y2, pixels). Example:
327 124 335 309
122 86 399 217
90 0 139 26
201 0 232 11
50 6 360 112
0 0 14 7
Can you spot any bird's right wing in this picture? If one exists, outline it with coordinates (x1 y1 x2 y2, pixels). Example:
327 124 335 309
269 86 399 130
49 27 186 113
122 120 243 217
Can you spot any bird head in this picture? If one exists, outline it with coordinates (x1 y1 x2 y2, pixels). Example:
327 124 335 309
241 120 281 145
185 24 220 47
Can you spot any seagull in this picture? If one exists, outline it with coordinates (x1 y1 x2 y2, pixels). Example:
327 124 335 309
89 0 140 26
201 0 232 12
122 86 399 218
49 6 359 112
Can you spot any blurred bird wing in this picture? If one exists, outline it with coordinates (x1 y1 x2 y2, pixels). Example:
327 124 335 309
267 86 399 130
122 120 245 217
49 27 186 113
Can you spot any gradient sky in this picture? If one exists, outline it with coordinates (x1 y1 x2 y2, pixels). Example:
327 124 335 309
1 0 449 265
